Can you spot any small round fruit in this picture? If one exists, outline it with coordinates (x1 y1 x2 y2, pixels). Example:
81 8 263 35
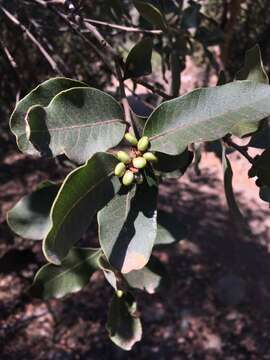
133 156 147 169
114 162 126 177
143 152 157 162
116 290 124 298
117 151 131 164
137 136 149 152
124 132 138 146
122 170 134 186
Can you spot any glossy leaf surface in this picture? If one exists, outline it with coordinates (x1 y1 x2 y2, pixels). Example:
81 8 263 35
31 247 101 299
107 292 142 351
134 0 167 31
144 81 270 154
98 183 158 274
27 87 125 163
10 77 87 154
43 153 121 265
124 37 153 79
7 181 60 240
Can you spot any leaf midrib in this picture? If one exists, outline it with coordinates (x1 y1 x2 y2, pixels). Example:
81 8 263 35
147 92 269 142
30 118 123 133
43 250 100 286
48 169 115 247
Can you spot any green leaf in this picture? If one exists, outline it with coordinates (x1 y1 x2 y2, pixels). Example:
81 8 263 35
7 181 60 240
131 111 148 138
222 144 245 225
248 119 270 149
26 87 126 164
195 25 224 47
181 0 201 29
43 153 121 265
193 143 202 176
98 254 119 290
143 81 270 154
98 183 158 274
248 148 270 187
236 45 269 84
124 37 153 80
106 292 142 351
10 77 87 154
134 0 167 31
99 254 167 294
155 210 187 246
124 255 167 294
30 247 101 299
153 149 193 179
259 185 270 203
235 45 269 135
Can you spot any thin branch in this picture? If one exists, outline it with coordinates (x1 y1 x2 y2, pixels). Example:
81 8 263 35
71 7 133 125
223 135 254 164
0 6 61 74
0 41 21 102
44 3 116 74
136 80 172 100
84 18 162 34
83 20 119 60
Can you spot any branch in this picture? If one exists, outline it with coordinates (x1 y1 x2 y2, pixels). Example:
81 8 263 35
84 18 162 35
0 6 61 74
0 41 21 102
43 3 116 75
136 80 172 100
223 135 254 164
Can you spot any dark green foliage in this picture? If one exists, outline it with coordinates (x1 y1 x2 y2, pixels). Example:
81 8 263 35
5 1 270 351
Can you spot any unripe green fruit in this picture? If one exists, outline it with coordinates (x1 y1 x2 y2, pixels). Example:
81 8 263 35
117 151 131 164
114 162 126 177
133 156 147 169
122 170 134 186
124 132 138 146
143 152 158 162
137 136 149 152
116 290 124 298
134 173 144 184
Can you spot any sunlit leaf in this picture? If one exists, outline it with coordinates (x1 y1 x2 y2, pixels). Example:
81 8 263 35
144 81 270 154
107 292 142 351
43 153 121 265
10 77 87 154
222 144 246 225
26 87 126 164
124 255 167 294
98 183 158 274
235 44 269 136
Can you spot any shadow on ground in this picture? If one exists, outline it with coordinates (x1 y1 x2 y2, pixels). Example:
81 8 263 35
0 143 270 360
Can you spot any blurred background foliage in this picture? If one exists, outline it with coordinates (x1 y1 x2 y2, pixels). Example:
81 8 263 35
1 1 270 357
1 0 270 115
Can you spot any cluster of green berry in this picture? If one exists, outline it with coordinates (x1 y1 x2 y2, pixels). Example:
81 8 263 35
114 133 157 186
